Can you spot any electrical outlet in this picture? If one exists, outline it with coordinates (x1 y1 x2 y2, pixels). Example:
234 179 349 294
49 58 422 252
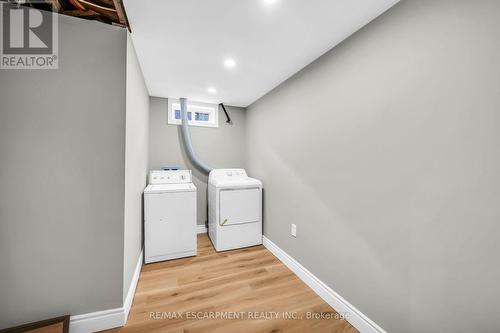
291 224 297 237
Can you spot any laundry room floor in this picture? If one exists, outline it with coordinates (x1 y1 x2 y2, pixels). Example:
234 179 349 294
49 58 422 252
104 234 357 333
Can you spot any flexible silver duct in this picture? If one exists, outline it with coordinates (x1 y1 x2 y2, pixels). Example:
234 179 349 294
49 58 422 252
180 97 213 174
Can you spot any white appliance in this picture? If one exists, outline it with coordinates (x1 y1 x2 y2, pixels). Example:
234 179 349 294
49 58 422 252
144 170 197 264
208 169 262 251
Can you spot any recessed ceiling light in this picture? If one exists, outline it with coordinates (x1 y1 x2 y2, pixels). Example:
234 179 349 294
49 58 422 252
224 58 236 69
263 0 277 5
208 87 217 94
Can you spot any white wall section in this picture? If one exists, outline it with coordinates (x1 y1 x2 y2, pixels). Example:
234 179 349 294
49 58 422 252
0 10 127 328
123 32 149 302
0 10 149 330
246 0 500 331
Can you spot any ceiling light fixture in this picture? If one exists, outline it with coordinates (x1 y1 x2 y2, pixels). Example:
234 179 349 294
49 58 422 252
224 58 236 69
208 87 217 94
263 0 277 5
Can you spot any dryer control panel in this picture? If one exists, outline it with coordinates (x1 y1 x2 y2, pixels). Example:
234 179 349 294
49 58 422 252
149 170 192 184
209 169 248 181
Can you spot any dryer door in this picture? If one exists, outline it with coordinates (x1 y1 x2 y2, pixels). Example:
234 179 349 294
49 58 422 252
219 188 260 226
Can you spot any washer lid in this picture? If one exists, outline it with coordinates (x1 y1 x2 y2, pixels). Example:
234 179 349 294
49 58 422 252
144 183 196 194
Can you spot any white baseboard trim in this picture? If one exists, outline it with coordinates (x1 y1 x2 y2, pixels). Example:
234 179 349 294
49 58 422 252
69 250 143 333
262 236 386 333
197 224 207 234
69 308 124 333
124 249 143 322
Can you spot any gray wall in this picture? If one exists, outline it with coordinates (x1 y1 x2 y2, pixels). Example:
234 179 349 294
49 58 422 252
149 97 246 225
0 11 127 328
123 34 149 300
246 0 500 332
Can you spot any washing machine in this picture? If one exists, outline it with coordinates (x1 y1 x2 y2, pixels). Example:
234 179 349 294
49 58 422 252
144 170 197 263
208 169 262 251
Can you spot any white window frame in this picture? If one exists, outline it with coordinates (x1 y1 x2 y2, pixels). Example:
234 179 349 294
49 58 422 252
167 98 219 128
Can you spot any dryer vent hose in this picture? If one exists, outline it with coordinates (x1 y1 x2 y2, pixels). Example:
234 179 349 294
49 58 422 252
180 97 213 175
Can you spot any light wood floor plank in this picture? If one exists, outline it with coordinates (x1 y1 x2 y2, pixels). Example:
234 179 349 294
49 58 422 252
103 234 358 333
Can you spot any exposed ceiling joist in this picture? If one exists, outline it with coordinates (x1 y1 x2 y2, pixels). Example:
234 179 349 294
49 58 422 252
112 0 129 26
44 0 61 12
4 0 130 30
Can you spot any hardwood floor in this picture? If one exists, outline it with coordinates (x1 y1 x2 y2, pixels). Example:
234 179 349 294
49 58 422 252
105 235 358 333
27 323 64 333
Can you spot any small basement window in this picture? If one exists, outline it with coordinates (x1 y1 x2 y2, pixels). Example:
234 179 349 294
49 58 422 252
168 99 219 128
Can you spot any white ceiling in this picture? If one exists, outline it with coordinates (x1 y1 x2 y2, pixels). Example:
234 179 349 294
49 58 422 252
123 0 399 107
